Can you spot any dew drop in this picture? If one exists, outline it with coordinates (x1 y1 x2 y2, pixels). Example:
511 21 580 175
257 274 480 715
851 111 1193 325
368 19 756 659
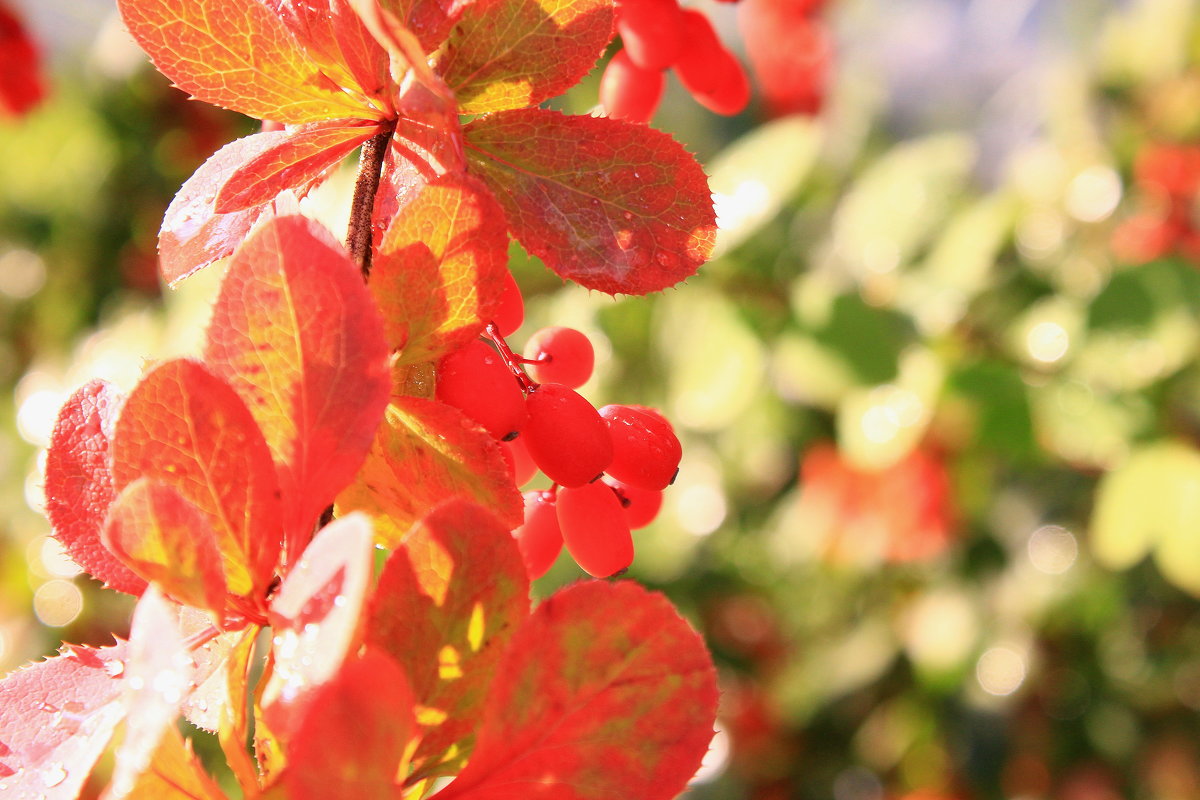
105 660 125 678
40 763 67 788
655 252 675 267
622 211 633 221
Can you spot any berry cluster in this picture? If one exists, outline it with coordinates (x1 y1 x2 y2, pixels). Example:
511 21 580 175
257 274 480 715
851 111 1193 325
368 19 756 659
434 292 682 580
1111 142 1200 265
738 0 832 117
600 1 750 123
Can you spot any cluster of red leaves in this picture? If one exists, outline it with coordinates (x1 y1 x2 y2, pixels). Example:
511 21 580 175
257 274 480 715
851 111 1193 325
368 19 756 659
141 0 716 295
2 0 722 796
1111 143 1200 265
0 0 45 118
792 442 956 565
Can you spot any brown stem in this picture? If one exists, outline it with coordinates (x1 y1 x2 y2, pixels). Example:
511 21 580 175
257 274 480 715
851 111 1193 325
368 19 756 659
347 123 396 280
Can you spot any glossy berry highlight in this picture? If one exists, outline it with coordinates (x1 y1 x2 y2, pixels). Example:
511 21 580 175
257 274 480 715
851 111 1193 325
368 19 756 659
526 326 596 389
436 339 528 440
523 383 613 488
557 481 635 577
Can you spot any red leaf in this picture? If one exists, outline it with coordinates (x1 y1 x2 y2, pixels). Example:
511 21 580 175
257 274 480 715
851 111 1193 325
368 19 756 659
204 215 391 549
158 133 280 286
465 109 716 295
0 641 128 800
110 359 282 601
264 0 394 106
102 478 227 620
44 380 147 596
278 649 416 799
335 397 523 548
116 0 377 124
377 0 464 53
440 0 613 113
372 172 510 364
107 588 195 799
434 581 719 800
0 3 45 117
215 120 379 213
367 500 530 779
261 513 376 742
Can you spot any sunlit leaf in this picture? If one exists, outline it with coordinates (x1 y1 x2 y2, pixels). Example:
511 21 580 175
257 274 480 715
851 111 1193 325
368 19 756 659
367 500 529 779
102 478 227 620
264 0 393 104
116 0 376 123
44 380 147 596
110 358 282 599
107 588 195 800
120 726 225 800
465 109 715 295
435 581 718 800
372 173 509 364
261 513 376 741
159 133 280 285
277 649 416 799
1092 441 1200 594
708 115 821 257
441 0 613 113
0 641 128 800
377 0 463 52
336 397 523 547
180 608 255 732
215 120 379 213
204 216 391 549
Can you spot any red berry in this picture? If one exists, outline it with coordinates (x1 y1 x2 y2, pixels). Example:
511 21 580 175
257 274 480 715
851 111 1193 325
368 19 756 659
614 0 684 71
523 384 613 488
673 10 750 116
526 326 595 389
513 491 563 579
739 5 830 117
600 49 666 124
436 339 527 440
504 436 539 486
557 481 634 577
605 476 663 529
599 404 682 490
494 269 524 337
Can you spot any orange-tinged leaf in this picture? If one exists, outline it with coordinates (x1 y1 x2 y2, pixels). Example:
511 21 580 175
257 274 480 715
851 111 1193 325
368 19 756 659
367 500 529 779
204 216 391 551
261 513 376 742
278 649 416 800
372 173 509 364
217 627 259 794
335 397 523 547
264 0 394 106
434 581 719 800
44 380 147 596
110 358 282 600
440 0 614 113
0 641 128 800
215 120 379 213
102 478 227 621
377 0 464 53
107 588 195 800
116 0 375 123
120 726 225 800
464 109 716 294
159 133 280 286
